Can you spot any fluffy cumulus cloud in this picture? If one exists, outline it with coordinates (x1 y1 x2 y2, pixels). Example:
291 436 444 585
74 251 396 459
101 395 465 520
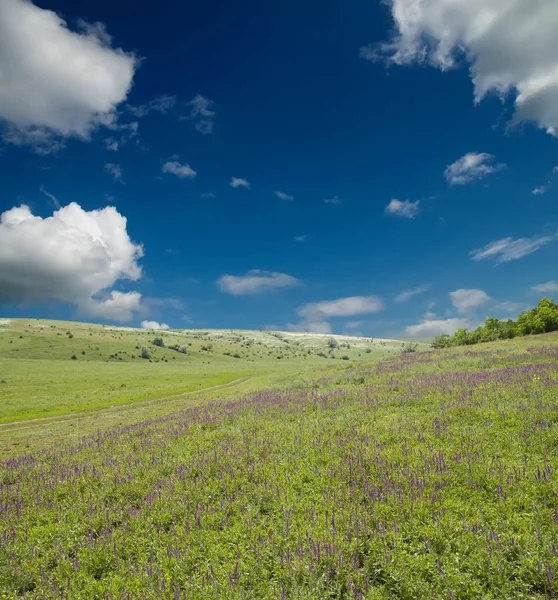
531 281 558 293
470 233 557 264
184 95 216 134
275 191 294 201
0 202 144 321
217 270 301 295
395 285 429 303
445 153 505 185
384 199 420 219
86 291 143 321
296 295 384 333
0 0 137 152
230 177 251 189
162 161 197 179
364 0 558 135
450 288 491 313
405 317 472 337
141 320 169 331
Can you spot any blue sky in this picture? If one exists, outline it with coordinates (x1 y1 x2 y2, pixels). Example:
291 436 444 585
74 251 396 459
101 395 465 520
0 0 557 337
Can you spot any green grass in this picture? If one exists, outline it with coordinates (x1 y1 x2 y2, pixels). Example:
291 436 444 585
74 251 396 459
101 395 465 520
1 330 558 597
0 318 413 426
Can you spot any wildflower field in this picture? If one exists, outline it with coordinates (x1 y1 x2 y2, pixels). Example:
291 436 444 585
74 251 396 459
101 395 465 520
1 334 558 598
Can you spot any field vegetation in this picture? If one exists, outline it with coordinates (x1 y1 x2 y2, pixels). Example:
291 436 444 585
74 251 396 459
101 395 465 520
1 319 557 598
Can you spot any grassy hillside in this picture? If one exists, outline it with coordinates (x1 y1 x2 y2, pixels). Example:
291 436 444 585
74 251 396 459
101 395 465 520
0 318 419 427
1 331 557 598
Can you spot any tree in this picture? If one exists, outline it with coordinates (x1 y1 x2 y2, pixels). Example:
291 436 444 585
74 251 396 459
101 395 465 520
533 298 558 333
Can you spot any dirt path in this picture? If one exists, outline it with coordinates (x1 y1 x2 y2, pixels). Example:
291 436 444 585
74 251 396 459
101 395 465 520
0 376 254 434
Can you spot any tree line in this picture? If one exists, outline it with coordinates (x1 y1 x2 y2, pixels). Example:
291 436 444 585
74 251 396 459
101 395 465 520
433 297 558 348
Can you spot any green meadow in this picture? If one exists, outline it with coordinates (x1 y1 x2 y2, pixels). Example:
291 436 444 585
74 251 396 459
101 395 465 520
1 319 557 598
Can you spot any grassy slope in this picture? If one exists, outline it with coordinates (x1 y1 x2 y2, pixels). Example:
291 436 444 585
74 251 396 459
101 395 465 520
1 332 557 598
0 318 418 425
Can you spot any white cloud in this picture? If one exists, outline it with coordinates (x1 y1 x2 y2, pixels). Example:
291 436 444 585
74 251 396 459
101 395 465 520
470 233 557 264
275 191 294 201
494 301 523 314
105 163 123 183
449 288 491 313
201 192 216 199
162 161 196 179
230 177 250 189
445 153 505 185
141 320 169 331
0 0 137 152
293 295 384 335
365 0 558 135
184 95 216 134
531 281 558 293
40 185 61 209
298 296 384 320
405 317 471 337
395 285 429 303
217 270 301 295
104 138 119 151
553 167 558 174
294 235 307 242
86 291 143 321
129 95 176 118
384 199 420 219
532 185 548 196
323 195 342 205
0 202 144 321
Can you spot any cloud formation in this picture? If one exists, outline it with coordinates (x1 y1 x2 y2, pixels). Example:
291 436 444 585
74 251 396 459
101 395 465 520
129 95 176 118
532 185 548 196
445 153 505 185
141 320 170 330
449 288 491 313
105 163 123 182
405 317 472 337
162 161 197 179
184 95 216 134
384 199 420 219
0 0 137 152
531 281 558 293
0 202 144 321
365 0 558 135
217 270 301 295
323 196 342 205
230 177 250 189
295 295 384 333
395 285 429 303
275 191 294 201
470 233 557 264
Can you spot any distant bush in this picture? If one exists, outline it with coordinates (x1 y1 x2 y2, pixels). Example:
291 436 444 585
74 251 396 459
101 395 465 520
140 347 151 360
152 337 165 348
168 345 188 354
401 342 418 354
327 337 339 349
341 355 350 360
71 354 77 360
